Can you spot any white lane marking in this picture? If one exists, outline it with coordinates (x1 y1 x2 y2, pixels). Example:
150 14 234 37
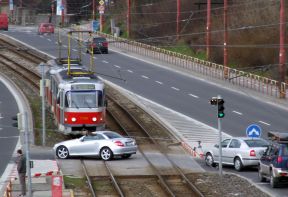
141 75 149 79
155 81 163 85
82 52 86 55
63 45 67 48
72 49 77 52
258 121 270 126
114 65 121 68
171 87 180 91
55 42 58 44
188 94 199 98
47 39 52 42
102 60 109 64
0 136 19 139
127 70 133 73
40 36 44 38
93 57 97 59
232 110 242 115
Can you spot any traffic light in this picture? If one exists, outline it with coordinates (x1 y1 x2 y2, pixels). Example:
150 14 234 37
210 97 218 105
11 113 23 130
217 99 225 118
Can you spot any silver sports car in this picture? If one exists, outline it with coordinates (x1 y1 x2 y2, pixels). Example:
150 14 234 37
53 131 137 160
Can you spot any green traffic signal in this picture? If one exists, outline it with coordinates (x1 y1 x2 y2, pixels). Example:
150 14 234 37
218 99 225 118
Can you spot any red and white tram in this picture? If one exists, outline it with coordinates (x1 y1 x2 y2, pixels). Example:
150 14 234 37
45 58 106 135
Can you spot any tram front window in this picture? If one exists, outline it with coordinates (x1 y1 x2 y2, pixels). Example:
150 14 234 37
65 91 103 108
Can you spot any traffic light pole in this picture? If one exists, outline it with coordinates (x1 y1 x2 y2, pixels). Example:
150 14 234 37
24 111 32 197
218 113 223 177
217 95 223 177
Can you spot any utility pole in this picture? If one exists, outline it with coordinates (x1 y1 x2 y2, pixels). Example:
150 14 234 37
127 0 131 38
24 112 32 197
92 0 95 20
176 0 180 40
41 63 46 146
279 0 286 98
206 0 211 60
223 0 229 79
61 0 64 27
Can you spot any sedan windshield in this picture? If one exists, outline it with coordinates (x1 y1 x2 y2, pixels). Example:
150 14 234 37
65 90 103 108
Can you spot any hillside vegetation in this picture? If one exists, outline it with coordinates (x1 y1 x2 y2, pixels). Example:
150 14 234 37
109 0 287 80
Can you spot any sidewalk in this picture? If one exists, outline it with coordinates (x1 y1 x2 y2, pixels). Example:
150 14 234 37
4 160 73 197
9 176 72 197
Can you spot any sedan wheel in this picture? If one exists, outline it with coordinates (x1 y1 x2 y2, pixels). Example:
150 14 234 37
205 153 216 167
270 172 278 188
258 166 266 182
234 157 243 171
56 146 69 159
100 147 113 161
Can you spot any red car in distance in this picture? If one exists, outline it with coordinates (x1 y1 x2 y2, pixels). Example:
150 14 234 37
38 23 54 34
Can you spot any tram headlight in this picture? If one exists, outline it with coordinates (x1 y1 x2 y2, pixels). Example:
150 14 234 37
71 117 77 122
92 117 97 122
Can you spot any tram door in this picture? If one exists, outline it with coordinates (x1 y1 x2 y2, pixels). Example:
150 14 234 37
59 89 65 124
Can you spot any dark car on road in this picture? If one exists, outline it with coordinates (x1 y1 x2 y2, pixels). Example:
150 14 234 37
258 131 288 188
86 37 108 54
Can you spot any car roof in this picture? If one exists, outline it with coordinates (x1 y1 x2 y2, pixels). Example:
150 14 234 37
92 130 118 134
268 131 288 143
39 23 53 25
224 137 266 141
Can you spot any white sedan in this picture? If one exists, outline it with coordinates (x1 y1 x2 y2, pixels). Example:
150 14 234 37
53 131 137 160
204 137 269 171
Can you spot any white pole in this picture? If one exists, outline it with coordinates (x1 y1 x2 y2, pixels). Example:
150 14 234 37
217 95 223 176
24 111 32 196
41 63 46 146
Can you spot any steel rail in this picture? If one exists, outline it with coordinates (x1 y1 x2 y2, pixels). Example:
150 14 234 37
103 161 125 197
81 160 97 197
106 94 205 197
106 99 176 196
0 38 47 64
0 54 40 89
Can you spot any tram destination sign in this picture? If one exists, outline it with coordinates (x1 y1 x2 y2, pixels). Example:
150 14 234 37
71 84 95 90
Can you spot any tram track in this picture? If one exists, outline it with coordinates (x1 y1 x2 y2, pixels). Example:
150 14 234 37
0 37 47 64
105 90 205 196
0 52 41 90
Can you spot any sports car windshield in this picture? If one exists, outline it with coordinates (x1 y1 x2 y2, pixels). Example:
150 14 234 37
65 90 103 108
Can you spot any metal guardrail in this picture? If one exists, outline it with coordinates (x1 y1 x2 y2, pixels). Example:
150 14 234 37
70 24 287 99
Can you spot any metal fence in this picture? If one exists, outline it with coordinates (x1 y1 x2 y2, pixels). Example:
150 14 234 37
70 25 287 100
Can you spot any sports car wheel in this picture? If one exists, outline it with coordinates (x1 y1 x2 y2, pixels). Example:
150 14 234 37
234 157 243 171
100 147 113 161
205 153 216 167
56 146 69 159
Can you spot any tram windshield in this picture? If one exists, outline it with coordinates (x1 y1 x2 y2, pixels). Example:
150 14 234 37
65 90 103 108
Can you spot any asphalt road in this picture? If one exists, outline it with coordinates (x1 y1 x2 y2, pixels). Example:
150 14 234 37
0 82 19 176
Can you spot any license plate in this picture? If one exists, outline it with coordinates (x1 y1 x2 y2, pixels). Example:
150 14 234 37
126 142 133 146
